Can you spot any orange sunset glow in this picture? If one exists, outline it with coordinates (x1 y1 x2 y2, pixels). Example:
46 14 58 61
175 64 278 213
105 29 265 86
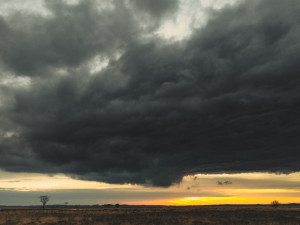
166 197 300 206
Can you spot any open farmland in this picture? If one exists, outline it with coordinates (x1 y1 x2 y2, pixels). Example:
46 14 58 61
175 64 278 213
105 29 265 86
1 205 300 225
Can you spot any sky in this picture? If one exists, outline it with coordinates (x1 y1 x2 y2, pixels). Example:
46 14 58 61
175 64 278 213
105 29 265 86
0 0 300 206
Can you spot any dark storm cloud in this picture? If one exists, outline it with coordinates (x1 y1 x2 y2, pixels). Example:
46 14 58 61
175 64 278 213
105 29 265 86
128 0 179 32
130 0 179 18
0 0 137 76
1 0 300 186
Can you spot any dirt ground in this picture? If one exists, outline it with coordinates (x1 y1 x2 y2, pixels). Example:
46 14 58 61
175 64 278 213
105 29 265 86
1 205 300 225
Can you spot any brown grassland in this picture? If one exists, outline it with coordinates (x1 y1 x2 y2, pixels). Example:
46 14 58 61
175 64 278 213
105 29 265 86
1 205 300 225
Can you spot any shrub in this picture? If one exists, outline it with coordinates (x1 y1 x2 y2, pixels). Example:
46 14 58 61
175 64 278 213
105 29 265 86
271 200 280 208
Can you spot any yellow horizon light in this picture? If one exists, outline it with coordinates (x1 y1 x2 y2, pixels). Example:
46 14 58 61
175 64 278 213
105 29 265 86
165 197 300 205
228 189 300 194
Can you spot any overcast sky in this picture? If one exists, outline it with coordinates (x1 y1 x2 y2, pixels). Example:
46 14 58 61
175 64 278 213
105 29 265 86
0 0 300 205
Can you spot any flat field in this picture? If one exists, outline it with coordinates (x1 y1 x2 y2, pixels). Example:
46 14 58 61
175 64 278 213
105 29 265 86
1 205 300 225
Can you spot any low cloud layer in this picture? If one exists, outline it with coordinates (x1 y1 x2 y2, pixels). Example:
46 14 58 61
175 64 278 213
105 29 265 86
0 0 300 187
217 181 233 186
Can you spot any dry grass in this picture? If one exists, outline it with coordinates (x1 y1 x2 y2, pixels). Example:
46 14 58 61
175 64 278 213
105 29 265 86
1 205 300 225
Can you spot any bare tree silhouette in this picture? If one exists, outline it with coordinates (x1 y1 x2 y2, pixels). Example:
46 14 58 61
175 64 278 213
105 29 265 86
39 195 50 209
